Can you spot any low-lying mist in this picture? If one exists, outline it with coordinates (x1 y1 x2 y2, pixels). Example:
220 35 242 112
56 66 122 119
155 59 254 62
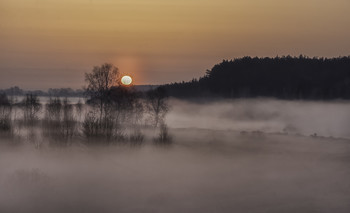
1 98 350 213
167 98 350 138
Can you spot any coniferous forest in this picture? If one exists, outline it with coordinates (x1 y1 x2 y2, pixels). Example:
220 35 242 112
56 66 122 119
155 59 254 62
162 56 350 99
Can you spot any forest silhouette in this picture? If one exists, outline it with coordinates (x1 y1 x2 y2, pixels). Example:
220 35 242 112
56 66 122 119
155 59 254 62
162 56 350 99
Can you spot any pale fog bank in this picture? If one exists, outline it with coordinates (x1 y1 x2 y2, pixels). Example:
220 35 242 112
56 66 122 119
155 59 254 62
167 98 350 138
1 99 350 213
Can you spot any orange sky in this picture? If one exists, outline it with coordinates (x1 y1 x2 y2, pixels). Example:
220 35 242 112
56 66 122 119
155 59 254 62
1 0 350 89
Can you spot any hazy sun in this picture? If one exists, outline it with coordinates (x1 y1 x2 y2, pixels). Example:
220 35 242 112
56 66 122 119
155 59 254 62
121 75 132 86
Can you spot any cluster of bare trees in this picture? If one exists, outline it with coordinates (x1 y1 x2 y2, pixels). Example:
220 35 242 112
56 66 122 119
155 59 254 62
83 63 171 145
0 93 80 146
0 94 43 138
0 63 171 146
42 97 78 146
22 94 42 124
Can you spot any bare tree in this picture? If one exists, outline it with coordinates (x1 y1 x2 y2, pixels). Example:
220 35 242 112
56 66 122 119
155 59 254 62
83 63 125 143
45 97 62 121
0 93 12 136
75 99 84 122
84 63 119 120
22 94 41 124
146 87 169 127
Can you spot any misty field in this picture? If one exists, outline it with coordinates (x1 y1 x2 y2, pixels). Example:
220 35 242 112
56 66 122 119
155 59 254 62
1 99 350 213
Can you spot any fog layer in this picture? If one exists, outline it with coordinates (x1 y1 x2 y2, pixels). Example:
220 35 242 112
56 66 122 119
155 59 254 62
167 98 350 138
1 99 350 213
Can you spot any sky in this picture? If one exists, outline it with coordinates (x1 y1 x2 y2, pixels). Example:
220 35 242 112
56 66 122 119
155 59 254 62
1 0 350 90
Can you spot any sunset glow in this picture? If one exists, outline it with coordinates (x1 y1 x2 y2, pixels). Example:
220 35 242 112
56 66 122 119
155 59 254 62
0 0 350 89
121 75 132 86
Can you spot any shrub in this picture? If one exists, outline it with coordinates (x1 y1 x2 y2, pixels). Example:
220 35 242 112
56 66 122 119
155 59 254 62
82 111 117 144
129 129 145 146
153 123 172 145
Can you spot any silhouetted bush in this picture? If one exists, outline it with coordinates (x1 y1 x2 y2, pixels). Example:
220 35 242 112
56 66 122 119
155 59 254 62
154 123 172 145
82 110 121 144
129 129 145 146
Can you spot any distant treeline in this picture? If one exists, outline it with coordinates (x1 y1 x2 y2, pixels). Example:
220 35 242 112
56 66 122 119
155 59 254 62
162 56 350 99
0 86 153 98
0 86 84 97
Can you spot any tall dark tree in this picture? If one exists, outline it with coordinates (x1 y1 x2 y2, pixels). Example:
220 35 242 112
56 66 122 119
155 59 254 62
84 63 120 119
